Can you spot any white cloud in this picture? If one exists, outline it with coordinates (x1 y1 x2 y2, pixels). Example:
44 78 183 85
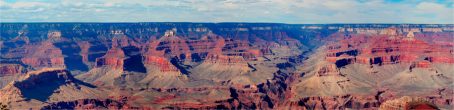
10 2 50 9
0 0 452 23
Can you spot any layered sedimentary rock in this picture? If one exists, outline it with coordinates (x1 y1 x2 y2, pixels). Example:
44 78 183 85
0 64 24 89
77 41 91 63
326 28 454 67
186 33 225 60
111 30 139 48
291 27 454 109
95 47 125 70
0 64 23 76
143 30 189 73
379 96 438 110
0 23 453 109
43 99 128 109
146 30 191 59
204 38 249 65
0 68 105 109
20 42 65 69
143 55 179 72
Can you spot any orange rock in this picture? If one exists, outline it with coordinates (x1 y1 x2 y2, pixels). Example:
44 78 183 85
144 55 179 72
95 48 125 69
20 42 65 68
324 28 454 66
415 61 431 68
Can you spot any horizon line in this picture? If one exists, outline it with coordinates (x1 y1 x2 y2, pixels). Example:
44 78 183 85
1 21 453 25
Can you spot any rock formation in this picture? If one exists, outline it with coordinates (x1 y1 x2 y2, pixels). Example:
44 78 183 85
379 96 438 110
95 47 125 70
20 42 65 69
0 64 23 76
0 68 105 109
0 23 452 109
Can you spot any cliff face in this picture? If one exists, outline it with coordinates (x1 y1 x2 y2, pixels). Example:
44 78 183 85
0 23 453 109
0 68 105 109
20 42 65 69
325 28 454 67
95 47 125 70
0 64 23 76
0 64 24 89
289 27 454 109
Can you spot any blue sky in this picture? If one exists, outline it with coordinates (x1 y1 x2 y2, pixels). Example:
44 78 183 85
0 0 453 24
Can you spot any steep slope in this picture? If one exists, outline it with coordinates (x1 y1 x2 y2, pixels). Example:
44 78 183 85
140 31 189 88
0 23 453 109
0 64 24 88
290 28 454 109
20 41 65 69
76 47 126 87
0 68 106 109
293 51 373 97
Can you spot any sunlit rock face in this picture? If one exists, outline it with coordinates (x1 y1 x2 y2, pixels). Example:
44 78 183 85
325 28 454 67
95 47 125 70
0 23 452 109
0 68 104 109
20 42 65 69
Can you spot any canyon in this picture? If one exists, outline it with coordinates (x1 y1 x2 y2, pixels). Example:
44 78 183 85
0 23 453 109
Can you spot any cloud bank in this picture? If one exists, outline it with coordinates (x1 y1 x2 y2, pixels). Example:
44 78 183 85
0 0 453 24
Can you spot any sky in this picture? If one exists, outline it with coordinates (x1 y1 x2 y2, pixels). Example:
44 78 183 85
0 0 453 24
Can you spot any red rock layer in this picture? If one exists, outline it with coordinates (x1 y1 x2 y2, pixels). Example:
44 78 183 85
43 99 129 109
202 37 249 65
317 64 340 76
144 55 179 72
186 34 224 58
414 61 431 68
295 95 379 109
204 54 248 65
325 29 454 66
111 35 139 48
146 30 191 59
222 39 260 60
0 64 23 76
143 30 265 69
21 42 65 68
379 96 438 110
95 48 125 69
77 41 90 63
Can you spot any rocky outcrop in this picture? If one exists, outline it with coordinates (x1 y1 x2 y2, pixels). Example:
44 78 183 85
221 39 259 61
0 64 23 76
21 42 65 69
379 96 438 110
47 31 63 41
204 54 248 66
95 48 125 70
316 64 340 76
186 33 224 60
43 99 129 109
0 23 453 109
143 55 179 72
0 68 105 109
0 64 24 89
146 30 192 59
111 31 139 48
293 95 380 109
76 41 90 63
326 28 454 67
